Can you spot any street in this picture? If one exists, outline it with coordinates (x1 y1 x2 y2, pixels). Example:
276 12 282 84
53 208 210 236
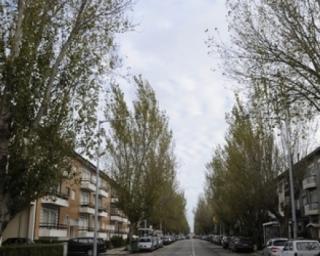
131 239 260 256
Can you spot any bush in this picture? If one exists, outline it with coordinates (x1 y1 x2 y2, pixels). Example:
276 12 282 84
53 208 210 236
0 243 64 256
110 236 126 248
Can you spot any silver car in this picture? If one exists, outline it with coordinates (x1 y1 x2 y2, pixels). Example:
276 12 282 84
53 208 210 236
281 240 320 256
264 238 288 256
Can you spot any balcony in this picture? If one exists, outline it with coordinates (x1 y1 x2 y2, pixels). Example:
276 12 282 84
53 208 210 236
98 232 107 239
78 226 94 237
98 207 108 218
80 179 96 192
111 215 124 222
39 223 68 238
100 189 109 198
111 198 119 203
80 203 95 215
303 176 317 190
41 192 69 207
304 203 320 215
107 225 115 232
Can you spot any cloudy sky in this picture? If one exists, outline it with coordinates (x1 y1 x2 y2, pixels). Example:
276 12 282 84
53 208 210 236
117 0 234 231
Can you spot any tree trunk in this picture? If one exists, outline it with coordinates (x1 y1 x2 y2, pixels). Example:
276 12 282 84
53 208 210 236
128 222 137 252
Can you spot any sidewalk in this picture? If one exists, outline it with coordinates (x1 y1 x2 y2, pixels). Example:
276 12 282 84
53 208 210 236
102 247 130 255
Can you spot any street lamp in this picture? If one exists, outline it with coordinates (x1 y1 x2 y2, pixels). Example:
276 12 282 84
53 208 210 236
93 119 108 256
93 116 133 256
283 117 297 239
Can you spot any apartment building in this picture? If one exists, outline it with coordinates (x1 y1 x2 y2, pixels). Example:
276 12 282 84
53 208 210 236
2 153 129 241
277 146 320 239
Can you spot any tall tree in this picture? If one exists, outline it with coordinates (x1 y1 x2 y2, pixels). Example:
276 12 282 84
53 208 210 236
104 77 185 242
0 0 132 235
208 0 320 117
205 100 282 246
194 195 214 235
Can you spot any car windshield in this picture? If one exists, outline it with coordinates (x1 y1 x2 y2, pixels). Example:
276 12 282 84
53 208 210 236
273 240 287 246
296 242 320 251
140 238 151 242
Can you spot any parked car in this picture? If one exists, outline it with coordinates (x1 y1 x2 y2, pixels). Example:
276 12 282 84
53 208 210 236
67 237 107 255
229 236 254 252
281 240 320 256
263 238 288 256
2 237 34 246
138 237 155 251
163 236 172 245
221 236 231 249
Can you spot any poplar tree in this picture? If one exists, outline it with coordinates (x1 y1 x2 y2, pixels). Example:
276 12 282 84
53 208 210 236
105 77 190 241
205 100 281 246
0 0 132 235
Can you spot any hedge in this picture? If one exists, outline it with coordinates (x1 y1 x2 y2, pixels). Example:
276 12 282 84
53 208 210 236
0 243 64 256
110 236 126 248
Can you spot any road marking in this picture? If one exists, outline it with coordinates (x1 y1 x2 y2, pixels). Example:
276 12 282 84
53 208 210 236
191 239 196 256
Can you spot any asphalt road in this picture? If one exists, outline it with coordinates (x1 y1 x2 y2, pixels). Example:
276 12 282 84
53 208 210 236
133 239 260 256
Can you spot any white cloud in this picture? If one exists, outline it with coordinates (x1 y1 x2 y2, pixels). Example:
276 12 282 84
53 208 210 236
117 0 234 231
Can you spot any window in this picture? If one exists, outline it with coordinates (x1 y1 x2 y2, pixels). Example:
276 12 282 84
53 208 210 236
82 169 90 180
91 175 96 184
79 215 88 228
273 240 287 246
296 242 320 251
81 191 89 204
41 207 58 225
70 190 75 200
64 215 69 225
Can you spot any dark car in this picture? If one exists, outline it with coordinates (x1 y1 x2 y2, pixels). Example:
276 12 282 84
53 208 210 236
68 237 107 255
2 237 34 246
222 236 231 249
229 236 254 252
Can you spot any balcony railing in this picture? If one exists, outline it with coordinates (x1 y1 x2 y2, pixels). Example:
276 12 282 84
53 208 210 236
78 226 95 232
80 179 96 191
80 202 95 214
39 223 68 238
41 192 69 207
303 175 317 190
39 223 67 230
80 202 95 208
304 202 320 215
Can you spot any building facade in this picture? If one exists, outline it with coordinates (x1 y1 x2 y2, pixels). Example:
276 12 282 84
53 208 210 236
277 147 320 239
2 154 129 241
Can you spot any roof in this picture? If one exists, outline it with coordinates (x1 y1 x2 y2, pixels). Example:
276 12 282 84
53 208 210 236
73 151 119 189
277 146 320 179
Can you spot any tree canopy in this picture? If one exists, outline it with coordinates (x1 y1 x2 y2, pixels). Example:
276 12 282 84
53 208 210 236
201 100 281 245
0 0 132 234
104 77 189 238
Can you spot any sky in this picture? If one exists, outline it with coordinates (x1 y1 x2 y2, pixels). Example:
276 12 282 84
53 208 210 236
116 0 234 231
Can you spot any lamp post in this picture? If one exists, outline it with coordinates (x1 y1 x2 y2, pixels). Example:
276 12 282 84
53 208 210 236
93 120 108 256
283 117 297 239
93 116 133 256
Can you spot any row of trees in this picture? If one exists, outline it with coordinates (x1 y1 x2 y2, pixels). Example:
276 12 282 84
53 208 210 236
105 77 189 240
0 0 189 238
196 0 320 245
195 100 282 245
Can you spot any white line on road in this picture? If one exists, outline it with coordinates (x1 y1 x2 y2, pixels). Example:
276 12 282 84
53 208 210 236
191 239 196 256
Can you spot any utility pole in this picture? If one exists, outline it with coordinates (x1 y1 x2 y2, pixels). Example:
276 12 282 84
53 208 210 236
284 117 297 239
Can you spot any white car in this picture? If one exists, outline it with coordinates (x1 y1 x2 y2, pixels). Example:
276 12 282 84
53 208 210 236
138 237 154 251
264 238 288 256
281 240 320 256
